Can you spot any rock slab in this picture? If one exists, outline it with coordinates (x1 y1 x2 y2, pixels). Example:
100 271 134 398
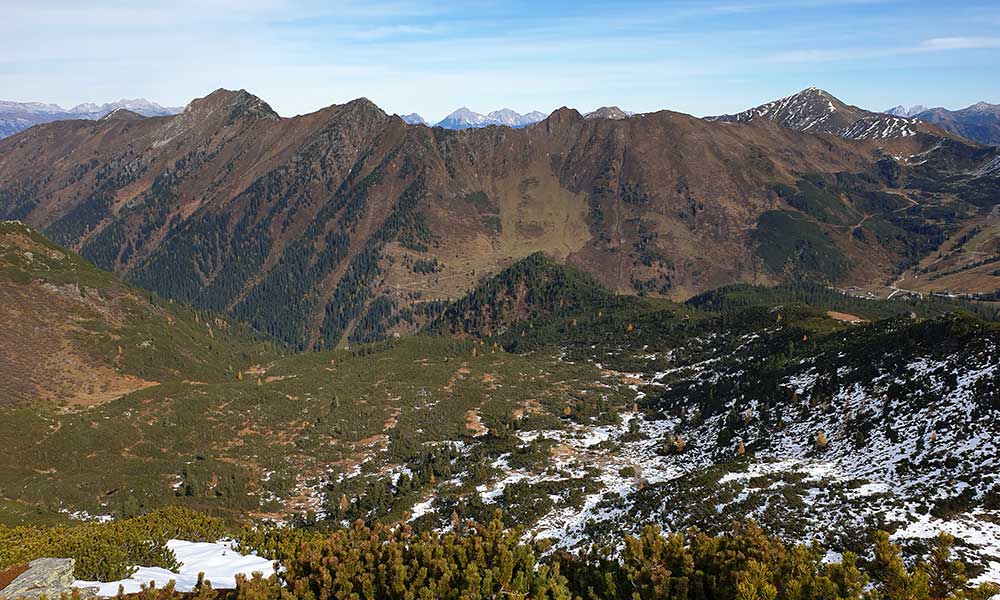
0 558 98 599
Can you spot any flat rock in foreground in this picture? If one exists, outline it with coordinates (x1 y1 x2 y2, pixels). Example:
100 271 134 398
0 558 97 600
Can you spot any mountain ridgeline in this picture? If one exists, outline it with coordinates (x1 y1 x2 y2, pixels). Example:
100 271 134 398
434 107 548 129
0 87 998 350
887 102 1000 146
0 98 181 139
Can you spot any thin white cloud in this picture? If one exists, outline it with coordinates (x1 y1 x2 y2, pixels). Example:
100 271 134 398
922 36 1000 50
672 0 898 17
768 36 1000 63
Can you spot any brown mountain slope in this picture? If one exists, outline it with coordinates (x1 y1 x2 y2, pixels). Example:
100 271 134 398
0 221 269 407
0 89 995 349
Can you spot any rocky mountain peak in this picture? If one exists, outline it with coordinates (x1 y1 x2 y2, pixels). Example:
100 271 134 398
340 97 388 119
969 101 998 113
542 106 584 130
184 88 280 122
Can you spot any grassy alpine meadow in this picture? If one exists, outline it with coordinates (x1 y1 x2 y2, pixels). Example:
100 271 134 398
0 334 632 523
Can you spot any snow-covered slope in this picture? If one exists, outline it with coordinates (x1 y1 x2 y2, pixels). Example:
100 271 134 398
74 540 275 596
840 114 919 139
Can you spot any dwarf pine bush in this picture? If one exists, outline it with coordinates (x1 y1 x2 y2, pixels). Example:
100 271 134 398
0 507 226 580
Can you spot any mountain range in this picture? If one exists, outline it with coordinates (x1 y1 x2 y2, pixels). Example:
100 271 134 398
893 102 1000 146
424 106 631 129
7 93 995 145
713 90 1000 147
432 107 549 129
885 104 928 118
0 98 182 139
0 86 997 353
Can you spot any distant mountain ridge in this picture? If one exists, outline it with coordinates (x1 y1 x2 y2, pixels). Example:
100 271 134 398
885 105 928 118
907 102 1000 146
0 98 182 139
434 107 547 129
432 106 631 129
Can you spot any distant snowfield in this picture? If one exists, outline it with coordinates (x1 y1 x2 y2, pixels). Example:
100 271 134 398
74 540 275 596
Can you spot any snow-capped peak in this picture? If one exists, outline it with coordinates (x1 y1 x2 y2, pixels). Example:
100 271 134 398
400 113 428 126
486 108 524 127
434 107 548 130
436 107 489 129
69 102 102 113
968 101 998 113
885 105 927 118
0 101 66 115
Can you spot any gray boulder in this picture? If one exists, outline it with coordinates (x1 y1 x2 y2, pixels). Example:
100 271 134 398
0 558 98 599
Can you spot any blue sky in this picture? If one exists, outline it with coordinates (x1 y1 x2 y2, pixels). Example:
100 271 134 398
3 0 998 121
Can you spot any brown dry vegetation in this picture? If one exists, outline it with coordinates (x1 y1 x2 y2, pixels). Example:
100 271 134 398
0 563 27 591
0 223 268 408
0 244 158 406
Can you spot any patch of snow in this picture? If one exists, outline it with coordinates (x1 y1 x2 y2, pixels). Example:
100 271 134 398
410 498 435 520
74 539 276 596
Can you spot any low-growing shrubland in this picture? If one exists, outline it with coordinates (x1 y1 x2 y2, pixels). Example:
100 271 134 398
2 510 998 600
0 507 226 581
